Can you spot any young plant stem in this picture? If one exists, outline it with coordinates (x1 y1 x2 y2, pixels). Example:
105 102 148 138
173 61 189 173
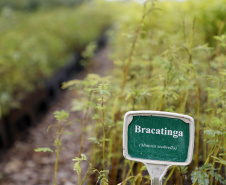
191 145 215 185
120 16 144 94
135 163 142 185
107 133 113 169
78 92 92 185
101 91 106 172
90 107 101 163
109 3 155 184
80 163 93 185
120 1 155 94
224 137 226 178
159 62 173 111
54 120 62 185
78 172 81 185
159 95 164 111
209 136 224 185
122 161 128 182
163 166 176 185
214 163 223 185
179 167 184 185
179 21 188 114
122 161 135 185
192 136 223 185
193 64 200 168
175 170 180 185
203 134 207 162
191 156 212 185
79 91 92 156
185 18 200 167
215 22 225 56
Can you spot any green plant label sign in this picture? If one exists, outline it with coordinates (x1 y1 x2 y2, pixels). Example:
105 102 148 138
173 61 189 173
123 111 195 165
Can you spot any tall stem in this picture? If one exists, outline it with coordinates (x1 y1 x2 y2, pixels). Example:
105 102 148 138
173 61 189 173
179 167 184 185
163 167 175 185
190 19 201 168
54 121 62 185
210 136 224 185
185 18 200 167
122 161 135 185
214 163 223 185
120 18 144 95
192 136 224 185
78 92 92 185
109 3 155 184
79 91 92 156
101 92 106 171
193 67 200 167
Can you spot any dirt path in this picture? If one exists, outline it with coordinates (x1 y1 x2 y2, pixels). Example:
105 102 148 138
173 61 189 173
0 47 113 185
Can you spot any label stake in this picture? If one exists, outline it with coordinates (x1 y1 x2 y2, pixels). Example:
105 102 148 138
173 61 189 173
123 111 195 185
145 163 170 185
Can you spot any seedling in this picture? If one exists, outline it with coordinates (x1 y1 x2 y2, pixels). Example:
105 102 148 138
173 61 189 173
34 110 73 185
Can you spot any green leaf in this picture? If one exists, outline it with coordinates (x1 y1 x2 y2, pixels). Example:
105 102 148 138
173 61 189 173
34 147 53 152
103 90 111 96
99 89 103 95
212 156 226 165
200 163 212 170
92 114 100 120
47 124 57 132
61 80 80 89
81 154 87 160
65 131 73 135
65 121 74 127
96 104 103 110
71 100 87 111
140 165 147 171
88 137 101 145
207 140 217 145
54 110 69 121
73 162 81 174
53 139 61 147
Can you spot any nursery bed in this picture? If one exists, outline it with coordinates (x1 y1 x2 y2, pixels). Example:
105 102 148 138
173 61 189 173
0 46 113 185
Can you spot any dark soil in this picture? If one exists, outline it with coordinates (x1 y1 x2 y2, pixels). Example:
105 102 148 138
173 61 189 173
0 47 113 185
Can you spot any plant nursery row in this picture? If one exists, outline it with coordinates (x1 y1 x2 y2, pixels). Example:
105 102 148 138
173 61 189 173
57 0 226 184
0 0 226 184
0 1 116 118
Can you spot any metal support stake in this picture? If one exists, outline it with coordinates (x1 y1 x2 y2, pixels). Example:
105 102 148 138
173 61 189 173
144 163 170 185
152 178 162 185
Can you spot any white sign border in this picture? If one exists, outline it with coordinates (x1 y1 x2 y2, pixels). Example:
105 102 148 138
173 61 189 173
123 111 195 166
